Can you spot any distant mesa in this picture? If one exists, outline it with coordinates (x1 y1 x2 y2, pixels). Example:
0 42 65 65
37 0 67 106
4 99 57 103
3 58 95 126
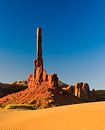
0 82 27 98
0 27 97 108
10 80 28 86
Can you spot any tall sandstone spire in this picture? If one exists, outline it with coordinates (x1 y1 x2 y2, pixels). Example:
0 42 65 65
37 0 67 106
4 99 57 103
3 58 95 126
34 27 43 82
36 27 43 66
28 27 58 88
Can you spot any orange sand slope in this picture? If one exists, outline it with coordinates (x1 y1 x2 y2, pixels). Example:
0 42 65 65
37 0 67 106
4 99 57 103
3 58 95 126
0 102 105 130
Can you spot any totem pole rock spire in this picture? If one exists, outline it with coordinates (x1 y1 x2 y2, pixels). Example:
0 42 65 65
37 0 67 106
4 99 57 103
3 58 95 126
34 27 43 82
28 27 58 88
36 27 43 67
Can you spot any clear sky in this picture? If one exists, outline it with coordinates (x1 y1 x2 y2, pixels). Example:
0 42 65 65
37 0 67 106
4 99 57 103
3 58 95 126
0 0 105 89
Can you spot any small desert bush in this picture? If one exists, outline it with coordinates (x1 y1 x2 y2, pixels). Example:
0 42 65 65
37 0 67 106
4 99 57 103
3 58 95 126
5 104 35 110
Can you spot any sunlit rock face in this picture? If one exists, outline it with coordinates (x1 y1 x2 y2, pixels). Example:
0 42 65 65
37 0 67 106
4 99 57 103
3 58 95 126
28 27 58 92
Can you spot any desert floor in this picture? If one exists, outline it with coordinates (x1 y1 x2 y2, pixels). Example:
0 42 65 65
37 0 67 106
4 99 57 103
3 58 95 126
0 102 105 130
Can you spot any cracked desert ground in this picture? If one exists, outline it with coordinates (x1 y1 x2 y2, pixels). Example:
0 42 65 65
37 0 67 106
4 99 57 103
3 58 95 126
0 101 105 130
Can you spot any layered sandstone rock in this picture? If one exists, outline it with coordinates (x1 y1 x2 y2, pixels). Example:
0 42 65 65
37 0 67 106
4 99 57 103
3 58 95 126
73 82 90 98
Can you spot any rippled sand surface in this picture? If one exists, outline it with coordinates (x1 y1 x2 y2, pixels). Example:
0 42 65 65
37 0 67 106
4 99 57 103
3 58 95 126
0 102 105 130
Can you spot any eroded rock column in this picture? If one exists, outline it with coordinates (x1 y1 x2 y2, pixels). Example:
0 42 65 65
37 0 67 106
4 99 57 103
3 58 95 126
34 27 43 82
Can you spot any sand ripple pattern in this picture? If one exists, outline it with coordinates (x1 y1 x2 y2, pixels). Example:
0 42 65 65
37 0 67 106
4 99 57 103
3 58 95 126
1 102 105 130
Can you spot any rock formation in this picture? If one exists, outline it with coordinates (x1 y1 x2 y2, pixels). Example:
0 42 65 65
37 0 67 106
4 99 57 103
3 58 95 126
27 27 95 106
0 27 96 108
73 82 90 98
28 27 58 90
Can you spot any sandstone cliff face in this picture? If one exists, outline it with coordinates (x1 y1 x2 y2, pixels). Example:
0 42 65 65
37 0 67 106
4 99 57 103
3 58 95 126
73 82 90 98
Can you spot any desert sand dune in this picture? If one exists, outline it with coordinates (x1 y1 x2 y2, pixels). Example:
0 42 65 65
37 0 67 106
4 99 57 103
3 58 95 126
0 102 105 130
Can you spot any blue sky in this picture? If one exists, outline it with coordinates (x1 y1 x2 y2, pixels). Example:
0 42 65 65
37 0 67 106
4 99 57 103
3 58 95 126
0 0 105 89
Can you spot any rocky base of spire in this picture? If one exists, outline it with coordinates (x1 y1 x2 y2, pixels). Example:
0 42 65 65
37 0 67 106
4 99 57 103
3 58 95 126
28 69 58 90
0 80 96 108
28 67 95 106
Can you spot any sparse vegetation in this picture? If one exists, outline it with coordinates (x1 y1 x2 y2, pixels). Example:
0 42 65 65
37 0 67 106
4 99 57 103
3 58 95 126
5 104 36 110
